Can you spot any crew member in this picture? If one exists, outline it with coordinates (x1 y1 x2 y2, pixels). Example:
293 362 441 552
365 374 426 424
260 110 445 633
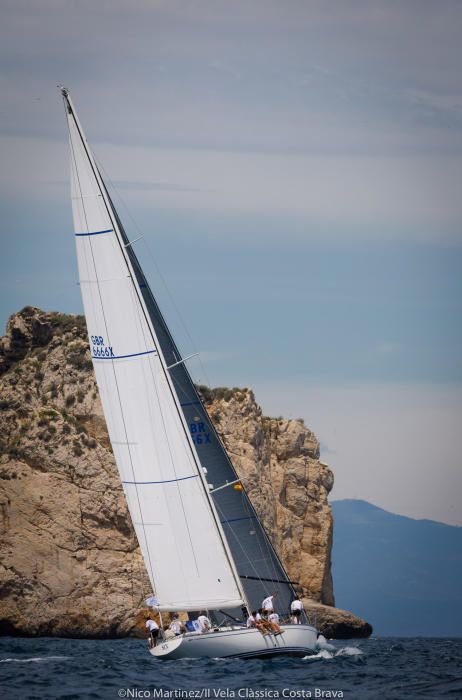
290 597 304 624
261 591 278 614
169 613 186 636
197 611 211 633
146 616 160 648
268 611 284 635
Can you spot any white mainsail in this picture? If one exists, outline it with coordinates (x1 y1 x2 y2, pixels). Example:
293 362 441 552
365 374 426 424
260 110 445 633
63 90 245 612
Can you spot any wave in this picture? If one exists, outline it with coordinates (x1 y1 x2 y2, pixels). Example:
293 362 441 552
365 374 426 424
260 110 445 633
303 646 364 661
315 634 336 652
0 656 71 664
303 649 335 661
335 646 363 657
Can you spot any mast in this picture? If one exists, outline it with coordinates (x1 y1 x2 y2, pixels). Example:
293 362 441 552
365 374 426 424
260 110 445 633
61 87 248 613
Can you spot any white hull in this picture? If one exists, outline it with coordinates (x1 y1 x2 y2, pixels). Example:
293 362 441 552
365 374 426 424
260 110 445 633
150 624 318 660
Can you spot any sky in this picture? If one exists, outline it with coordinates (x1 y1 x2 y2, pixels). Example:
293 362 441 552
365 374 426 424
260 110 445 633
1 1 461 525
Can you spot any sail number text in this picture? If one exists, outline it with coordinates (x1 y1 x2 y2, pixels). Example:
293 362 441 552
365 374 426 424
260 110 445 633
91 335 115 358
189 422 211 445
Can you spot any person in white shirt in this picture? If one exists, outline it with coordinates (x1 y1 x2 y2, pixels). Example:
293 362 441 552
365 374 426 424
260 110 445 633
290 597 304 624
163 624 175 640
261 591 278 614
256 609 272 635
169 613 186 636
146 616 160 648
197 612 211 633
247 610 268 635
246 612 256 628
267 611 283 636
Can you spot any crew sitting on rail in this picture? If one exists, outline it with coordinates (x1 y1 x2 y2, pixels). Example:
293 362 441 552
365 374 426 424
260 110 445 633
267 611 284 636
248 610 269 636
256 609 273 634
246 611 256 628
247 610 266 633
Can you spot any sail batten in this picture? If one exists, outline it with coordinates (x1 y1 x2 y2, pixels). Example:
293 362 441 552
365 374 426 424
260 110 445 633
122 474 198 485
75 229 113 236
64 90 245 613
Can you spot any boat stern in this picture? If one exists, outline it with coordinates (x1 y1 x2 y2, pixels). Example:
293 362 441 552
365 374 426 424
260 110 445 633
150 635 184 658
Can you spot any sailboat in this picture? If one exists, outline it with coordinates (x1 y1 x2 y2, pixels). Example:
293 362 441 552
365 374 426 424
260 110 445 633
60 87 318 659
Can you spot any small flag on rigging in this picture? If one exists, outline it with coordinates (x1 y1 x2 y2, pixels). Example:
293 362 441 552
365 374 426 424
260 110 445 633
145 596 159 607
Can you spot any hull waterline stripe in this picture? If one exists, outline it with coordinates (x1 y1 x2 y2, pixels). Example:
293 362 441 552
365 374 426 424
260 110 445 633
226 647 314 659
75 228 113 237
92 349 157 361
123 474 199 486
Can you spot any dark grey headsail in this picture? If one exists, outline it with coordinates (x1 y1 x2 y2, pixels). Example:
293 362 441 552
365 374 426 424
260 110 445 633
105 186 299 621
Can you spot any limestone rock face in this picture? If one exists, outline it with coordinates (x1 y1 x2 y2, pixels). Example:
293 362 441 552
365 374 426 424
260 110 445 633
0 308 149 637
303 601 373 639
0 308 370 638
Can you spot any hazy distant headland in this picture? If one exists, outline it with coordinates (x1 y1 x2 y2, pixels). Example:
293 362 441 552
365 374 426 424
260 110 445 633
0 307 371 639
333 499 462 637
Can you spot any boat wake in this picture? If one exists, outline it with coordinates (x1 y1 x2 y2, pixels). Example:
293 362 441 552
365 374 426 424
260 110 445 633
0 656 71 664
315 635 336 652
303 646 364 661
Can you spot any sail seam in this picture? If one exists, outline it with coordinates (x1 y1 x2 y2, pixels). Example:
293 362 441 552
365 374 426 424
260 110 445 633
123 474 199 485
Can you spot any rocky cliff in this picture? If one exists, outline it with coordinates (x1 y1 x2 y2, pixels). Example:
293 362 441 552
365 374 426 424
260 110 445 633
0 307 371 638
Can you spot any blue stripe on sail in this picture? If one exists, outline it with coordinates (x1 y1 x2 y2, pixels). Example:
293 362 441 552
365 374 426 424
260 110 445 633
92 349 157 361
75 229 113 237
221 515 257 525
180 400 201 407
122 474 199 485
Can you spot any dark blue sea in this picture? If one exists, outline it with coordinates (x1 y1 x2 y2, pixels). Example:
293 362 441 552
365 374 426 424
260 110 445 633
0 637 461 700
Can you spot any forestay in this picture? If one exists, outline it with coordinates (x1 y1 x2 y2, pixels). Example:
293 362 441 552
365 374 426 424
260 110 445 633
63 90 244 612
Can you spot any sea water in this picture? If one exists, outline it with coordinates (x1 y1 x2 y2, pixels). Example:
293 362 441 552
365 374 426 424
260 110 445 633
0 637 461 700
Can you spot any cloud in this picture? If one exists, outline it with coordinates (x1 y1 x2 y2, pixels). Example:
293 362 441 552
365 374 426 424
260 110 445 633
248 379 462 527
2 133 461 244
1 0 462 159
